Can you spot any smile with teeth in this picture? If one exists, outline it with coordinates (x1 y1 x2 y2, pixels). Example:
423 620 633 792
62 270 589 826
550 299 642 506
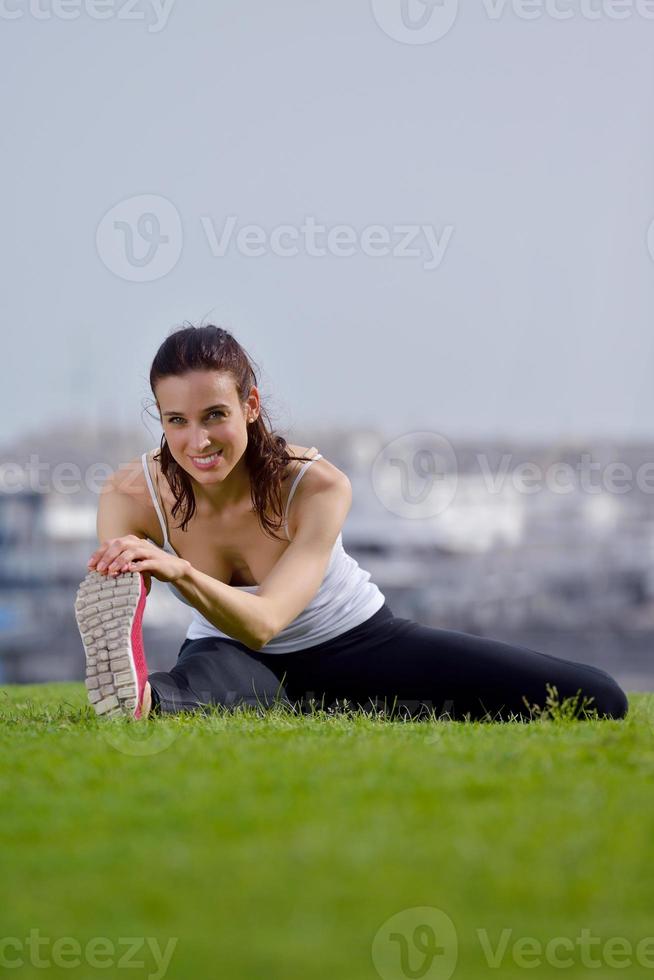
191 450 223 467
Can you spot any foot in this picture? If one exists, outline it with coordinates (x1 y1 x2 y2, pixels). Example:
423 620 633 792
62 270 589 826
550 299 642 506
74 570 150 719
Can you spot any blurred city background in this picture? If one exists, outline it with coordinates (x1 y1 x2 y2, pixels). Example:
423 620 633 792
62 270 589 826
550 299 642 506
1 423 653 692
2 3 653 691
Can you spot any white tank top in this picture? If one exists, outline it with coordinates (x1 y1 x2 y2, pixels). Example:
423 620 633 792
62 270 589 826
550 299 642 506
140 450 386 652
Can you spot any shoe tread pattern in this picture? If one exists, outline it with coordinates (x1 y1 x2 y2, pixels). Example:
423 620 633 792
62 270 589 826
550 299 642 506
74 571 143 718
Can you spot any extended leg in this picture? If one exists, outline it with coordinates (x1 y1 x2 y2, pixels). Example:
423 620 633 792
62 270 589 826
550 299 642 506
147 637 293 715
279 614 629 722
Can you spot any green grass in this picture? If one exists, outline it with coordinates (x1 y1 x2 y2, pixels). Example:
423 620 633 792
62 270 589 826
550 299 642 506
0 684 652 979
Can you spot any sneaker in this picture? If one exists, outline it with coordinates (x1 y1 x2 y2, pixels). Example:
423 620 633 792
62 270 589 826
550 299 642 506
74 570 149 719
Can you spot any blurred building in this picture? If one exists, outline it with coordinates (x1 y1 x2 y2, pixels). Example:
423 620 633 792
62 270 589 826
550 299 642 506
1 424 653 691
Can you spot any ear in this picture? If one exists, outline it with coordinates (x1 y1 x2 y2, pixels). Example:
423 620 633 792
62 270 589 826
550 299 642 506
247 386 260 421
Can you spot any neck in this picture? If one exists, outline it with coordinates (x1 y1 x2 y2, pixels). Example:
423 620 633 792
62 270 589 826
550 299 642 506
190 451 253 515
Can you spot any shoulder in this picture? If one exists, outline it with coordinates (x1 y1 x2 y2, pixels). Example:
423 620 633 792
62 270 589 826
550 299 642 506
284 444 351 494
96 451 159 541
106 451 151 500
98 451 158 525
283 445 351 540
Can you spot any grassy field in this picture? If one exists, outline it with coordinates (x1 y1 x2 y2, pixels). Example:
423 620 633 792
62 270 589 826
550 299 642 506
1 683 653 980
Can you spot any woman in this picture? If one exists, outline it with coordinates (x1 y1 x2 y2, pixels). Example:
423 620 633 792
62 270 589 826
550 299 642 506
74 325 629 722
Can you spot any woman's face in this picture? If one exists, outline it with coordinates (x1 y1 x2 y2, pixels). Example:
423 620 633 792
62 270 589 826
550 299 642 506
155 370 259 481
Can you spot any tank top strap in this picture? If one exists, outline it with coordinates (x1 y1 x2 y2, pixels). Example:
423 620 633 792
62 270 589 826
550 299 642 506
141 451 170 549
283 451 323 541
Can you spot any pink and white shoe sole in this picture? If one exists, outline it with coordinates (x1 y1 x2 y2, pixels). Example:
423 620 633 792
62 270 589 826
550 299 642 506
74 570 149 719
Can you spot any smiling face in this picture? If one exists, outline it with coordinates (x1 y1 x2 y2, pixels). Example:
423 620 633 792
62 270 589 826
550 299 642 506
155 369 259 488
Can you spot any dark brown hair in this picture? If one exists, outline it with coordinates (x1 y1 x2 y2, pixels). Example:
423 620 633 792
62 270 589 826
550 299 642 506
148 324 315 538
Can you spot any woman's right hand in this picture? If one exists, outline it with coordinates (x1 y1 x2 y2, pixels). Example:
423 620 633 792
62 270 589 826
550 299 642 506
88 535 189 585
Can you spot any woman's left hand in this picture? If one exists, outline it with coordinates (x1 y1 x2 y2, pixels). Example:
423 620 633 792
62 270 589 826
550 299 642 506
87 535 190 584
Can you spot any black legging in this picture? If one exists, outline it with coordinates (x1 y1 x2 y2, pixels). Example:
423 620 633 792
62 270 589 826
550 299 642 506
147 603 628 721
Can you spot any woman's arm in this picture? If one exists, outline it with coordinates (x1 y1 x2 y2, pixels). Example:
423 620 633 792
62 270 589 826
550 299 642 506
173 469 352 651
171 568 271 650
171 459 348 648
95 474 154 594
173 470 352 651
94 472 269 648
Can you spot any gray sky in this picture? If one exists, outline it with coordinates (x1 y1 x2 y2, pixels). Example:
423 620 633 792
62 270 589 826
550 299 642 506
3 0 654 449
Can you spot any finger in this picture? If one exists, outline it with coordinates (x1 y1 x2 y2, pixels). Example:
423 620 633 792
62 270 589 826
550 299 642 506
107 552 136 575
87 545 108 568
105 539 147 570
101 540 152 575
128 559 153 571
102 548 132 574
96 537 135 571
99 557 120 573
95 546 119 571
101 554 143 576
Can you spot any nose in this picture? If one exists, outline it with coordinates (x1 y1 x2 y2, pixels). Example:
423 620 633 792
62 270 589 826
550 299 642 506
188 426 211 453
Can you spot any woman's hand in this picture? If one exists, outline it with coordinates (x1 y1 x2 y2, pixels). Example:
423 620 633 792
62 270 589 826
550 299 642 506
87 535 190 585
